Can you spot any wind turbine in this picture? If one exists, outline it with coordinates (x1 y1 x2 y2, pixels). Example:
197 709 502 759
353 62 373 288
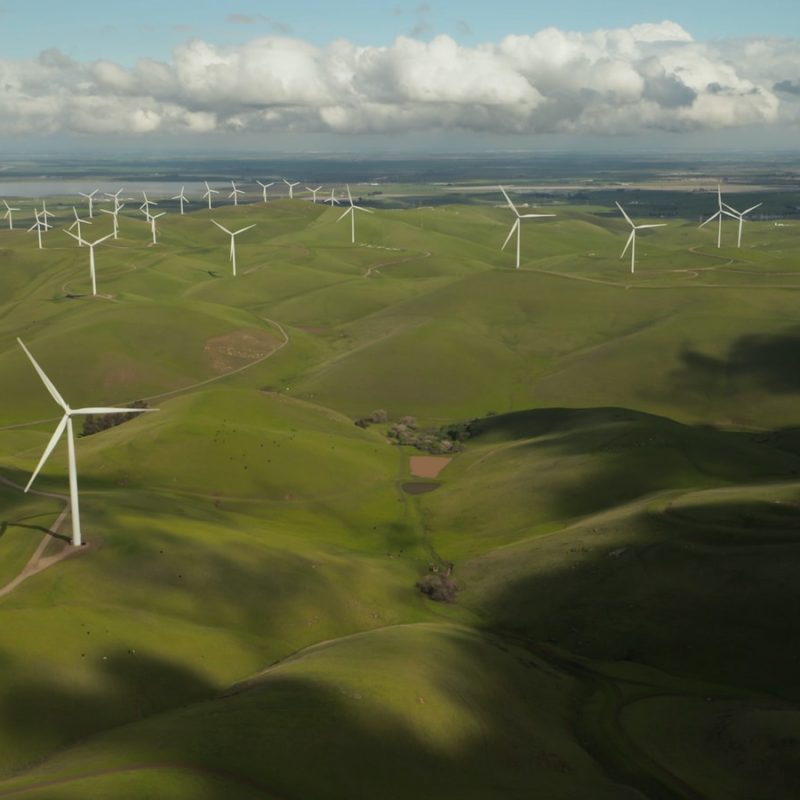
140 191 157 218
283 179 300 199
203 181 219 210
146 211 166 245
2 199 20 230
499 186 556 269
211 220 256 277
40 200 56 228
325 189 340 207
28 210 48 249
721 199 762 248
172 186 190 215
229 181 245 207
65 230 114 295
337 185 374 244
305 185 323 203
100 203 125 239
104 188 124 212
256 180 275 203
79 189 99 218
17 338 156 548
69 206 92 244
699 185 736 248
616 202 667 274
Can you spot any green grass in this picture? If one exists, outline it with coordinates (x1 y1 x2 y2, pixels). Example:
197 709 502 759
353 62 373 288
2 190 800 798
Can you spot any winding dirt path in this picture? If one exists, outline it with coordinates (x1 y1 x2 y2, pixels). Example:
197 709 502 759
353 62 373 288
363 249 431 277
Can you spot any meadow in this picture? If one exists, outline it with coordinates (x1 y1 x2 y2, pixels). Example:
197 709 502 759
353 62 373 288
0 180 799 798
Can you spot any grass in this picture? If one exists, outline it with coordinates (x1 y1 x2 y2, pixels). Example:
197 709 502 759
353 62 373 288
1 190 800 797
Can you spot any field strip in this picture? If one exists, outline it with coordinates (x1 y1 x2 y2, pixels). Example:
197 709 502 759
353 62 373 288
0 316 290 433
364 249 431 277
0 764 287 798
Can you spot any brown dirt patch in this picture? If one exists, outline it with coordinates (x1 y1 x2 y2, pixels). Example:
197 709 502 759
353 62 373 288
204 328 279 374
409 456 452 479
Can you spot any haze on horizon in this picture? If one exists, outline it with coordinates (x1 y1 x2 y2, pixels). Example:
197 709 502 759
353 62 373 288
1 0 799 155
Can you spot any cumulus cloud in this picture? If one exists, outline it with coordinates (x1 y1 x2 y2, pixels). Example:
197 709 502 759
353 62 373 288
0 20 798 138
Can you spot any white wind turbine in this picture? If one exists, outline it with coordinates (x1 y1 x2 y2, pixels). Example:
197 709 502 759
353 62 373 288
211 220 256 276
140 191 157 219
229 181 245 207
172 186 190 215
79 189 99 218
69 206 92 244
283 179 300 199
100 203 125 239
325 189 340 207
203 181 219 210
104 188 124 212
616 202 667 274
40 199 56 228
256 180 275 203
17 338 156 548
2 199 20 229
28 210 49 249
337 185 373 244
699 184 736 248
721 199 762 248
499 186 556 269
65 230 114 295
306 185 323 203
145 211 166 245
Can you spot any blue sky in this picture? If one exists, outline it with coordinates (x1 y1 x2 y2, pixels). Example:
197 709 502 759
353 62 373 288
2 0 799 63
0 1 798 152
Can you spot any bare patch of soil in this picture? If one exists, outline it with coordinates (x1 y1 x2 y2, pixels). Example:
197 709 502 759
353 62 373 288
204 329 278 374
409 455 452 479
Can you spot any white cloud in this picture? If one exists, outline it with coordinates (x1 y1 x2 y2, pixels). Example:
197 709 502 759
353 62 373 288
0 21 797 139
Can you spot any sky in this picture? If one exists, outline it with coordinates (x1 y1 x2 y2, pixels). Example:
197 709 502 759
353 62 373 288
1 0 799 154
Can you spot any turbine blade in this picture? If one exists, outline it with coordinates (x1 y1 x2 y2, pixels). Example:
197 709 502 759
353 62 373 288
501 219 519 251
621 230 634 258
354 206 374 214
346 185 354 205
337 208 352 222
17 339 70 411
211 220 232 235
499 186 519 216
742 203 762 215
25 415 69 492
520 213 556 218
233 224 256 235
73 407 158 415
615 201 634 227
699 211 720 228
636 224 667 229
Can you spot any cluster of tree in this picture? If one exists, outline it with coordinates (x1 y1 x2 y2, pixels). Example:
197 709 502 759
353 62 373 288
416 563 457 603
355 409 477 454
82 400 149 437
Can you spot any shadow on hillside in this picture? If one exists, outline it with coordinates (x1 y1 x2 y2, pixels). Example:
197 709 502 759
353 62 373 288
461 406 800 523
674 328 800 395
0 649 215 764
465 494 800 705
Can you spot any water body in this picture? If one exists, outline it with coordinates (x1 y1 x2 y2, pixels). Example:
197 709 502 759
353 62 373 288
0 181 230 199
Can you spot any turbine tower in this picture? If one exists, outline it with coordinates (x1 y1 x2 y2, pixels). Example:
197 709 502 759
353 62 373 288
18 338 156 547
283 179 300 199
145 211 166 245
211 220 256 276
699 185 735 248
172 186 191 215
2 199 20 229
203 181 219 210
306 185 323 203
721 199 762 248
229 181 245 207
65 230 114 295
69 206 92 244
337 185 373 244
256 180 275 203
79 189 99 218
616 202 667 274
499 186 556 269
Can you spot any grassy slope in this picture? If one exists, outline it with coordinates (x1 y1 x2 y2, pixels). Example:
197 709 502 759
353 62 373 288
1 197 800 797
